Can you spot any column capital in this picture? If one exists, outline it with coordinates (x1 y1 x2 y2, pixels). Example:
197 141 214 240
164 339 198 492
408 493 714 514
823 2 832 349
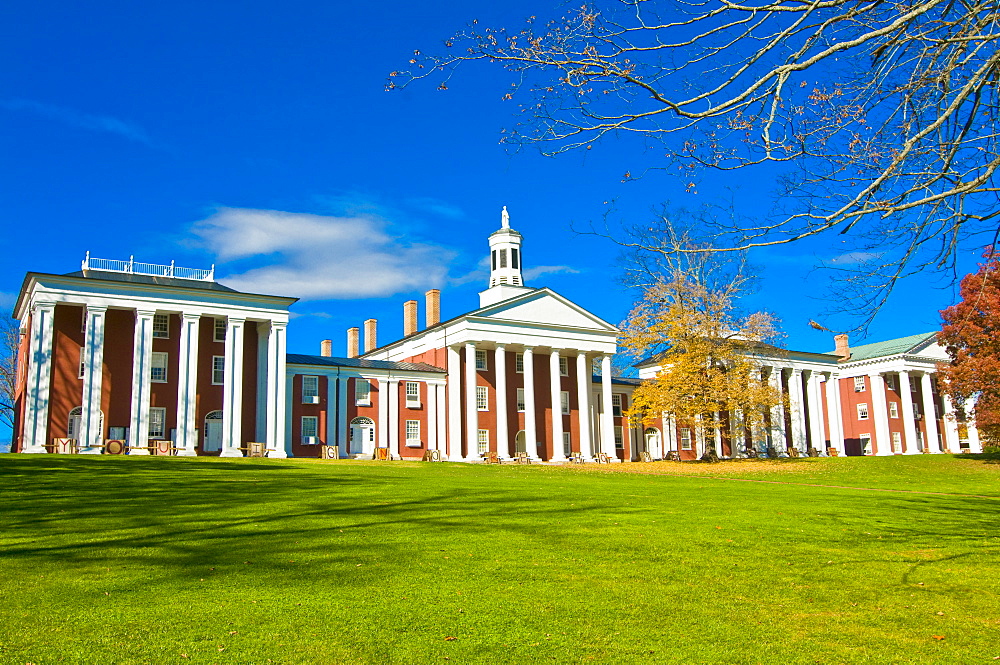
227 316 247 325
86 305 109 313
136 308 157 318
32 300 57 311
180 311 202 321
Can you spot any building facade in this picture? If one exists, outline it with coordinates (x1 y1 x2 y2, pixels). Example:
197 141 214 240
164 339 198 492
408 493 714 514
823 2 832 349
10 211 981 460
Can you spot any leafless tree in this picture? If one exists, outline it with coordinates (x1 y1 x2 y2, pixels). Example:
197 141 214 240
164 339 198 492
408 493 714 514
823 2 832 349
393 0 1000 327
1 313 19 431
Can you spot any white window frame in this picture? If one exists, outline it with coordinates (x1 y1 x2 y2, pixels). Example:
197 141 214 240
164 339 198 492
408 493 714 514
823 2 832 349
475 349 488 371
78 347 86 379
355 379 371 406
889 402 899 418
151 351 168 383
611 394 623 417
516 388 526 413
476 385 489 411
559 357 569 377
302 375 320 404
406 420 421 447
885 375 898 391
301 416 319 444
614 426 624 449
560 391 570 415
562 431 571 456
854 376 866 392
477 429 489 455
148 407 166 440
857 403 869 420
212 356 225 385
214 318 226 342
680 428 693 451
860 433 873 455
405 381 420 408
152 314 170 339
515 353 524 373
891 431 902 453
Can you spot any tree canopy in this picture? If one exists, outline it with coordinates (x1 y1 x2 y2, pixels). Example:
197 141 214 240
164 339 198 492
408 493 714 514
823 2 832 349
395 0 1000 323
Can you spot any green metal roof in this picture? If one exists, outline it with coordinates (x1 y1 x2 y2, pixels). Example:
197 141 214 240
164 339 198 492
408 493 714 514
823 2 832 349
836 332 938 362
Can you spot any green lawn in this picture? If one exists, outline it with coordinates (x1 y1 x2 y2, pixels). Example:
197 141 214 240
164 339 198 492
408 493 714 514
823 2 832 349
0 455 997 664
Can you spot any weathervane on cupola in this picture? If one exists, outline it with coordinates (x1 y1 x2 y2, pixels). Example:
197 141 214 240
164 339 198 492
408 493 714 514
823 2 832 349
481 206 532 306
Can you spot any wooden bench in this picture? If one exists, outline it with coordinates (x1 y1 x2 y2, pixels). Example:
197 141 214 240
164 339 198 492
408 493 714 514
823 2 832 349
568 451 586 464
482 451 502 464
513 451 532 464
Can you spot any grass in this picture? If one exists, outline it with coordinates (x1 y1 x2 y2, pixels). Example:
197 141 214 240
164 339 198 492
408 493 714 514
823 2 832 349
0 455 998 664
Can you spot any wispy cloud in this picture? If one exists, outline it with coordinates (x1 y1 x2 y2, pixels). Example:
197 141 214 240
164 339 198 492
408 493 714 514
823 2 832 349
192 208 455 300
524 265 581 280
0 98 153 145
829 251 881 265
405 197 465 220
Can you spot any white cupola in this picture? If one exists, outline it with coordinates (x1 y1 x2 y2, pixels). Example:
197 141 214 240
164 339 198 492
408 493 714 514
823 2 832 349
480 206 534 307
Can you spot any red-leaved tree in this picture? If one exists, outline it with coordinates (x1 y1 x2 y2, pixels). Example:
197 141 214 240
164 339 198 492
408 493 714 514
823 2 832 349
938 249 1000 445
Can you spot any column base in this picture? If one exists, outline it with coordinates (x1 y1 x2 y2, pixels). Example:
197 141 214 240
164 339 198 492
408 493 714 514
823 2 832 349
78 447 102 455
220 449 243 458
175 448 197 457
266 449 288 459
21 445 48 454
128 448 150 456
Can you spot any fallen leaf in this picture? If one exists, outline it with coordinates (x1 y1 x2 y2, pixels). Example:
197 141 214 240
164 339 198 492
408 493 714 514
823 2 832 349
932 635 945 640
444 636 457 641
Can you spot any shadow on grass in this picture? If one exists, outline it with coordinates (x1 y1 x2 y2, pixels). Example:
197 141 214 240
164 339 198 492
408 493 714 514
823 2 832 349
953 451 1000 464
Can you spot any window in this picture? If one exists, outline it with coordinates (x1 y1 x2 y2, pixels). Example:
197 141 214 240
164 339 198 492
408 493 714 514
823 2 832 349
212 356 225 385
405 382 420 408
560 391 570 415
476 385 489 411
511 248 520 269
516 388 526 412
611 394 623 417
860 433 873 455
214 318 226 342
563 432 571 456
477 429 489 455
559 357 569 376
302 375 319 403
614 426 624 449
885 375 898 391
857 403 869 420
891 431 902 453
301 416 319 444
355 379 371 406
854 376 866 392
515 353 524 373
406 420 421 447
152 314 170 339
889 402 899 418
680 428 692 450
149 407 166 439
78 347 85 379
475 349 488 370
151 352 168 383
499 248 508 268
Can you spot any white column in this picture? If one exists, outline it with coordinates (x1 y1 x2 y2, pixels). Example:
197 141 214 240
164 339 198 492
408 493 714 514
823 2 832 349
78 305 107 453
263 321 287 458
327 374 338 451
446 346 463 461
175 313 200 456
600 355 616 459
464 343 479 460
898 371 919 454
941 393 961 452
220 317 246 457
626 414 636 460
712 411 723 456
967 397 983 452
523 346 538 459
918 372 940 453
128 309 156 455
787 369 806 453
825 373 845 455
549 349 566 462
336 376 349 456
768 367 786 454
377 377 389 454
435 382 447 452
386 378 400 459
255 322 269 443
427 379 438 453
495 345 509 459
21 302 56 453
807 371 826 455
576 352 593 461
869 372 892 456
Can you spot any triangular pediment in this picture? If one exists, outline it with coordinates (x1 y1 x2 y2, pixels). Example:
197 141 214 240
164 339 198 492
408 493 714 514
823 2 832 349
473 288 618 332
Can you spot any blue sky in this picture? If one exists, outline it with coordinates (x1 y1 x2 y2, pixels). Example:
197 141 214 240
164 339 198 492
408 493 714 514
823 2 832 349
1 1 975 385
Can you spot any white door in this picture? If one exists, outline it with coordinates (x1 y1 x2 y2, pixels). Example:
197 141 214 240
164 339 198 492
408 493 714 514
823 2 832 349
204 411 223 452
514 430 526 454
350 418 375 455
645 428 662 459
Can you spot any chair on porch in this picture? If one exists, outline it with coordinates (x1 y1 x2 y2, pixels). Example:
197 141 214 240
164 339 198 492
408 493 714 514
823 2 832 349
483 451 502 464
640 451 653 463
568 451 586 464
596 452 612 464
513 451 532 465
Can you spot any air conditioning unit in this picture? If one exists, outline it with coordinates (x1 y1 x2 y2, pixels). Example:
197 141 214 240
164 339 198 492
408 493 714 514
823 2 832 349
302 436 318 445
304 396 320 404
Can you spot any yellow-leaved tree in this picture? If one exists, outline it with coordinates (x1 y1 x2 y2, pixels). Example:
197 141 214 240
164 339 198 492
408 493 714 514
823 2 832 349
623 266 786 459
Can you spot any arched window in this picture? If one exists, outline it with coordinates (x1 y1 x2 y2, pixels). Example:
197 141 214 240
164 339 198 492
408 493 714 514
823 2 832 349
67 407 104 441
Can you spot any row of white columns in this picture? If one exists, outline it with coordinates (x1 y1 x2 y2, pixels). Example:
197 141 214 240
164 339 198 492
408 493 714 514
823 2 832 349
20 302 288 457
447 343 617 462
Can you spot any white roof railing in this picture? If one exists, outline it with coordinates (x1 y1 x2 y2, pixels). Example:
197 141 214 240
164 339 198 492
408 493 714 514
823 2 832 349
81 251 215 282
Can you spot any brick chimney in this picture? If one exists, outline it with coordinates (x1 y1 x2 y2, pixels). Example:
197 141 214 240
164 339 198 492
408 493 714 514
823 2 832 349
404 300 418 336
347 327 360 359
426 289 441 327
834 333 851 362
364 318 377 353
320 339 332 357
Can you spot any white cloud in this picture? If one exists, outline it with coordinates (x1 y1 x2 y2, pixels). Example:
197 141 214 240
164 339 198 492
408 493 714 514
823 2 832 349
192 208 454 300
523 265 581 280
1 98 153 145
406 197 465 220
829 251 881 265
